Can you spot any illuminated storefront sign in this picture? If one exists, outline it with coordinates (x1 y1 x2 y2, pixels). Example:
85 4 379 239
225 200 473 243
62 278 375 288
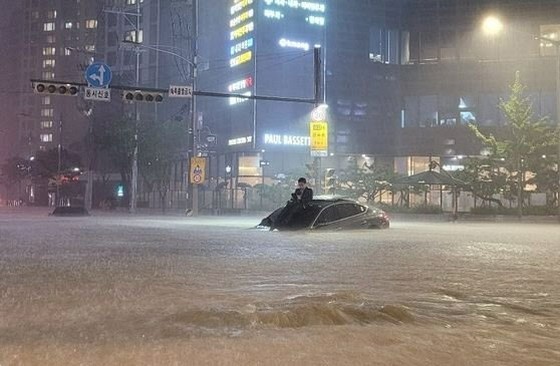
310 121 328 157
264 9 284 19
229 92 252 106
230 50 252 67
230 22 254 40
263 0 325 13
228 77 253 92
231 0 253 15
230 9 254 28
279 38 310 51
231 38 254 56
306 15 325 26
264 134 311 146
229 136 253 146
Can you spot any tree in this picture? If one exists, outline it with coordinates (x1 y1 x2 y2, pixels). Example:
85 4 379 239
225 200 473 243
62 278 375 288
453 157 508 208
93 117 136 203
138 119 185 212
0 157 31 199
337 159 394 204
468 72 559 217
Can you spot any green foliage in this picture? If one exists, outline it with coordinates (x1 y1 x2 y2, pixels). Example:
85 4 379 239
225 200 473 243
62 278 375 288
0 157 30 189
337 160 394 203
30 148 82 180
380 203 443 214
467 72 560 212
470 205 556 216
138 119 185 211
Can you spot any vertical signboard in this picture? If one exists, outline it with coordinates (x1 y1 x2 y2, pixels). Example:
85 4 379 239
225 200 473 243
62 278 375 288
310 121 328 157
190 157 207 185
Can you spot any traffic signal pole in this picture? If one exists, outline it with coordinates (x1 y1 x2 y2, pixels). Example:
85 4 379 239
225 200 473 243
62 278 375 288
190 0 200 216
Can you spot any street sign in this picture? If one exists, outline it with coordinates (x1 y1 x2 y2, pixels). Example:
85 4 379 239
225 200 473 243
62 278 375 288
260 160 270 167
310 121 328 157
205 134 217 145
85 62 112 88
190 157 206 185
169 85 193 98
84 87 111 102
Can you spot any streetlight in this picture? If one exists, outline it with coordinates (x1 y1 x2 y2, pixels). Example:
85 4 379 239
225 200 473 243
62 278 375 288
482 16 560 221
482 16 504 37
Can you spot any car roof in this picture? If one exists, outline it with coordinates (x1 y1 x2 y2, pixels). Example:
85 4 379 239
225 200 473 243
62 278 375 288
311 196 360 206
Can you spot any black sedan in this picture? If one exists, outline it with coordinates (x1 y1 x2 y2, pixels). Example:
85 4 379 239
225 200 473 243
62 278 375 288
257 197 390 231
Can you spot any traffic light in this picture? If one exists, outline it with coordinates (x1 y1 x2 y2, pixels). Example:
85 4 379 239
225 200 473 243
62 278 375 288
324 168 336 195
122 90 164 103
32 82 79 96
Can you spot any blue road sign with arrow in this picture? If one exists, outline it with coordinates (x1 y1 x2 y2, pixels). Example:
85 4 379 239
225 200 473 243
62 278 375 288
85 62 112 88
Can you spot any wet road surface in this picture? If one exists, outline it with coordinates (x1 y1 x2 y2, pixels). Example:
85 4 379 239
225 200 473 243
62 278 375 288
1 210 559 365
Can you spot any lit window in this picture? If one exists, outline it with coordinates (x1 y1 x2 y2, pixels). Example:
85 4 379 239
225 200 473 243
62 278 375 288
540 25 560 57
39 146 47 151
65 22 73 29
43 59 56 68
42 71 55 80
43 47 56 56
46 35 56 43
41 109 54 117
42 97 51 105
40 134 53 143
47 10 57 19
41 121 53 129
126 0 144 4
64 48 72 56
85 45 96 52
43 22 55 32
85 20 97 29
124 30 143 43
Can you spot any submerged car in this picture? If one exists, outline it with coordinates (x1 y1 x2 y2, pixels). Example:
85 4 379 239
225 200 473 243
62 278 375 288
258 197 390 231
50 206 90 217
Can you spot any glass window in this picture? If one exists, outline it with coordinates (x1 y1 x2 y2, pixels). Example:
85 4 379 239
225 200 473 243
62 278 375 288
439 95 457 126
42 71 55 80
338 204 364 218
43 22 55 32
43 47 56 56
540 25 560 57
43 59 55 68
404 96 419 127
40 134 53 143
124 29 143 43
41 109 54 117
65 22 73 29
64 48 72 56
41 121 53 129
47 10 57 19
478 94 501 126
419 95 438 127
317 206 339 224
85 20 97 29
41 96 51 105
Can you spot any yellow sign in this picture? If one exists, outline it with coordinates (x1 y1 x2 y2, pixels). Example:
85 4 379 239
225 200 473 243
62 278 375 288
190 157 206 185
310 121 328 156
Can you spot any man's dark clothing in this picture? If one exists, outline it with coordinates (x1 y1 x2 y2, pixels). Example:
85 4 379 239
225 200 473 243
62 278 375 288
273 187 314 229
291 187 314 208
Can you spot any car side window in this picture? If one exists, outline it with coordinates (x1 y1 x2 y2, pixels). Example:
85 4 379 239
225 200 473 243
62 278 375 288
338 204 363 219
317 206 338 224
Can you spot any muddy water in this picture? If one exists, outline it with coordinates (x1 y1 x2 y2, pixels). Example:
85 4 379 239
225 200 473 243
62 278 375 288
0 213 559 365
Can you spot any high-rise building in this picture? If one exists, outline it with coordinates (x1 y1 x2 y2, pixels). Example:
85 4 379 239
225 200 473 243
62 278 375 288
6 0 103 159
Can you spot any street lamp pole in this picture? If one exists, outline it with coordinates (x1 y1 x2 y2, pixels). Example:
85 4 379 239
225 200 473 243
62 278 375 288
190 0 200 216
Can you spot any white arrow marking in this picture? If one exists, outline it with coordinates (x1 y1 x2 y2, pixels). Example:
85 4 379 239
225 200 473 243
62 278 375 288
89 65 106 85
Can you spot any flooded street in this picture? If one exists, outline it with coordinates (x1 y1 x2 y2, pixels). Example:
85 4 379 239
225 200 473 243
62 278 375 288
1 211 559 365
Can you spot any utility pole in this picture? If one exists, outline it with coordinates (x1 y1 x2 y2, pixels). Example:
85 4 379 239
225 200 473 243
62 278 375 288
57 115 63 207
129 2 142 214
313 46 323 194
555 43 560 222
189 0 200 216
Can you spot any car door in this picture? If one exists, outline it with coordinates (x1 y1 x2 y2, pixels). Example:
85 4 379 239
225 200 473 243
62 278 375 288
313 205 340 230
334 203 368 229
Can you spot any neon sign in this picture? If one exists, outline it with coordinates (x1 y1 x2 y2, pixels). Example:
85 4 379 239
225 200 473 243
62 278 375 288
230 51 252 67
230 9 254 28
231 22 254 41
279 38 310 51
263 0 325 13
228 77 254 92
229 136 253 146
264 134 311 146
231 38 254 56
231 0 253 15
